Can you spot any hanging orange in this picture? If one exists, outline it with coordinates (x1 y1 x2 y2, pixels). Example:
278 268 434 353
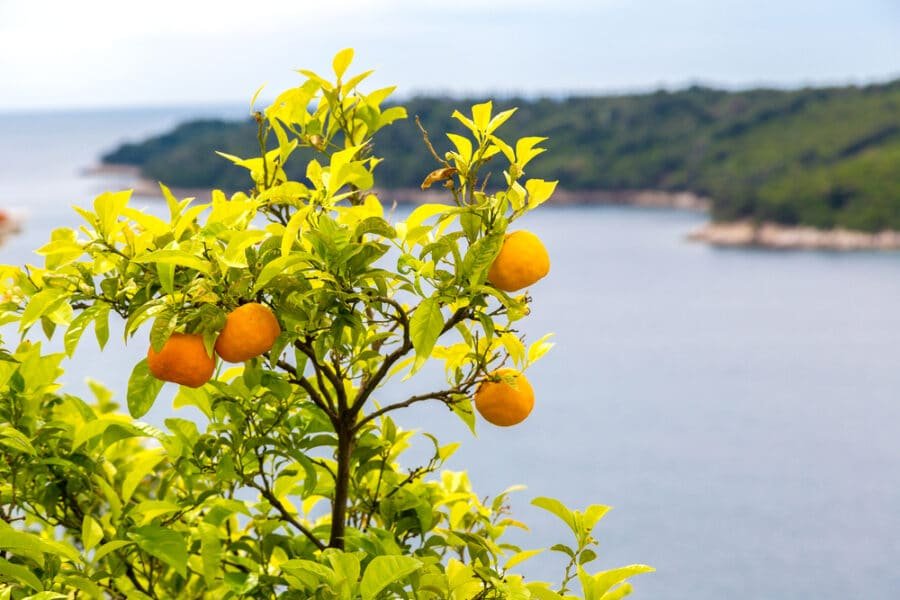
214 302 282 363
474 369 535 426
147 333 216 388
487 230 550 292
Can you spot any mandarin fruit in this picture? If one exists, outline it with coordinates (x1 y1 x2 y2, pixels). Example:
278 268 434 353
487 230 550 292
214 302 281 363
474 368 535 426
147 332 216 388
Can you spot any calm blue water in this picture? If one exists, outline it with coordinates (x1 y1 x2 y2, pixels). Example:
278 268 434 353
1 109 898 599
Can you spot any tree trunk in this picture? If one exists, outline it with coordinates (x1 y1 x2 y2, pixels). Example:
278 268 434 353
329 428 354 549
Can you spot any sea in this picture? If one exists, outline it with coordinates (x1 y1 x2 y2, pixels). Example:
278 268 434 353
0 107 898 600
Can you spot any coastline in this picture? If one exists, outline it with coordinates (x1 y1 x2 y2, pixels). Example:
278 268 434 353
688 221 900 251
83 164 711 211
84 164 900 251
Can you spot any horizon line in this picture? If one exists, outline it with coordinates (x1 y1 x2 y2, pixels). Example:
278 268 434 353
2 72 898 117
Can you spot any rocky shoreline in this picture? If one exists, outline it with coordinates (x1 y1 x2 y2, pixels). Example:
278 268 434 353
84 164 900 251
688 221 900 251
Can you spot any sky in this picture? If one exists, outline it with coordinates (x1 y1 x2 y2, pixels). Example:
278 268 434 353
0 0 898 111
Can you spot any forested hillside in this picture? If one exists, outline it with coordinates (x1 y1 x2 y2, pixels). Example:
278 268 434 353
103 81 900 231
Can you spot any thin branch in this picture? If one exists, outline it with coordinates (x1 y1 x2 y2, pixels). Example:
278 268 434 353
353 386 472 433
252 483 326 551
276 359 337 421
295 339 346 411
415 115 448 166
350 305 470 415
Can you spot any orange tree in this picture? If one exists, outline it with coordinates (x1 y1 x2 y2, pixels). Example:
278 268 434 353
0 50 651 599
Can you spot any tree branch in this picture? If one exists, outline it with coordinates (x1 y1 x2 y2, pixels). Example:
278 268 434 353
276 359 337 422
294 339 346 412
353 384 475 433
253 483 326 551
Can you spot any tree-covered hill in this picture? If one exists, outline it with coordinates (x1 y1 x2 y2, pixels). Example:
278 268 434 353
102 80 900 231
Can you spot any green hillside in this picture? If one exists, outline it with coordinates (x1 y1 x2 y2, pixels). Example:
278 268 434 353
102 81 900 231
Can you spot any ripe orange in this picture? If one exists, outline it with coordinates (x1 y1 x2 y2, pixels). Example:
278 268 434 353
147 332 216 388
474 369 535 427
214 302 282 363
487 230 550 292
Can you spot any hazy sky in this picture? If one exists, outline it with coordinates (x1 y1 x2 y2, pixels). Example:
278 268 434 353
0 0 898 111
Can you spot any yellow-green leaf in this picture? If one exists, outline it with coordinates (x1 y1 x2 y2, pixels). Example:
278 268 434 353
132 249 211 274
332 48 354 79
81 515 103 552
360 556 421 600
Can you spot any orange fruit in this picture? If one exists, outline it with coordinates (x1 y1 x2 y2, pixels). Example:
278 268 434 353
214 302 281 363
474 369 535 427
147 332 216 388
487 230 550 292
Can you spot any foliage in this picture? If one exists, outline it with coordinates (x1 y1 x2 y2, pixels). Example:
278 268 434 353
104 80 900 232
0 51 651 598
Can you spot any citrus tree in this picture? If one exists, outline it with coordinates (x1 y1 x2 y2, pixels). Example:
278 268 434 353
0 50 652 599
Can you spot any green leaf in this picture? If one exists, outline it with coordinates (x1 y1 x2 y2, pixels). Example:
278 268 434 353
150 309 177 353
449 395 476 435
487 107 517 134
132 501 180 526
127 359 164 418
94 304 110 349
281 559 335 584
446 133 473 164
62 575 103 599
532 497 577 535
600 582 634 600
157 262 175 295
409 297 443 367
354 216 396 239
131 526 188 578
121 449 165 502
253 254 310 292
527 333 555 365
504 549 543 571
525 583 565 600
93 540 134 563
198 522 221 586
332 48 354 79
64 306 97 357
132 249 212 274
0 557 43 591
462 231 504 284
81 515 103 552
471 101 493 133
325 550 360 597
525 178 558 208
581 504 612 537
550 543 575 558
93 190 132 238
0 529 45 566
359 555 422 600
222 230 267 268
591 564 655 596
281 206 311 257
0 425 36 455
124 299 166 339
20 289 67 332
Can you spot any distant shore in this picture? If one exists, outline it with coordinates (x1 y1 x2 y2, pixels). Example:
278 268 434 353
84 164 712 210
688 221 900 251
85 164 900 251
